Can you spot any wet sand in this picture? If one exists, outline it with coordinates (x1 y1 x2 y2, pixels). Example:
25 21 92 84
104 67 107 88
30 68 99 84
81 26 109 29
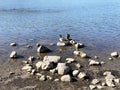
0 39 120 90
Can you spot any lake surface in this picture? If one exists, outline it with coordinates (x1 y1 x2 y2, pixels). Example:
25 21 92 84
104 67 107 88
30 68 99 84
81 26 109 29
0 0 120 61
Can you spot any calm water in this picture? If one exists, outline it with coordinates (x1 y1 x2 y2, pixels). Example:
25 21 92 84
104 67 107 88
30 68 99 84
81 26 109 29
0 0 120 59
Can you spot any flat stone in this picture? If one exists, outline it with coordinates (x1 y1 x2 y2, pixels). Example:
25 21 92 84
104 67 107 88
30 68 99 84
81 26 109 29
66 58 75 63
43 56 61 63
57 42 66 47
89 59 100 66
91 79 100 84
89 85 96 90
61 75 71 82
22 64 32 71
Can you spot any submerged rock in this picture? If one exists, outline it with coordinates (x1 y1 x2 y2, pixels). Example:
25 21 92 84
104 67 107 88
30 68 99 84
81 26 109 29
10 42 16 46
111 52 119 57
56 63 70 75
61 75 71 82
10 51 17 58
37 45 50 53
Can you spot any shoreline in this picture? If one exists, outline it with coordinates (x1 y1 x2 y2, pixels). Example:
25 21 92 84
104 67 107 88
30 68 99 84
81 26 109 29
0 35 120 90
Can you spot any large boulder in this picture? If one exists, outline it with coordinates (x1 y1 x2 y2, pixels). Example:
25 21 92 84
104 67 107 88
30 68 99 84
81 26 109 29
61 75 71 82
43 56 61 63
56 63 70 75
37 45 50 53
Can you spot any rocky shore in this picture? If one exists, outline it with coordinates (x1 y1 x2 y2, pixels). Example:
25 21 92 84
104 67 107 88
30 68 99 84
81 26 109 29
0 34 120 90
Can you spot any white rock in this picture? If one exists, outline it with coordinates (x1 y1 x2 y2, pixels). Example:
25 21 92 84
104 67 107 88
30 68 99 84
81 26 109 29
72 70 79 77
108 57 113 60
28 56 35 62
43 56 61 63
89 85 96 90
100 61 105 64
46 76 53 80
57 42 66 47
41 61 54 70
103 71 112 76
54 79 59 82
70 40 76 45
75 43 84 49
75 63 81 69
66 58 75 63
91 79 100 84
56 63 70 75
22 64 32 71
10 42 16 46
77 72 87 79
105 74 115 80
102 82 106 86
96 85 103 89
80 52 87 58
50 68 56 74
111 52 119 57
61 75 71 82
36 61 43 69
73 51 80 56
35 73 42 77
114 79 119 83
106 79 115 87
10 51 17 58
31 69 36 75
37 45 50 53
89 59 100 66
39 75 46 81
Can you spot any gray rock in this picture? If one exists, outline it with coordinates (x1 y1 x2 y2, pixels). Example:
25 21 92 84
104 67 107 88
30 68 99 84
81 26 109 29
43 56 61 63
57 42 66 47
10 51 17 58
61 75 71 82
37 45 50 53
56 63 70 75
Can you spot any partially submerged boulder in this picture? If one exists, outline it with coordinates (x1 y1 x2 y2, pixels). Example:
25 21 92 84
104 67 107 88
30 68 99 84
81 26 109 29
37 45 50 53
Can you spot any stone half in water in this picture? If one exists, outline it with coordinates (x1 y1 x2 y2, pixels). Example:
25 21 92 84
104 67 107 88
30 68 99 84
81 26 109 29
37 45 51 53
